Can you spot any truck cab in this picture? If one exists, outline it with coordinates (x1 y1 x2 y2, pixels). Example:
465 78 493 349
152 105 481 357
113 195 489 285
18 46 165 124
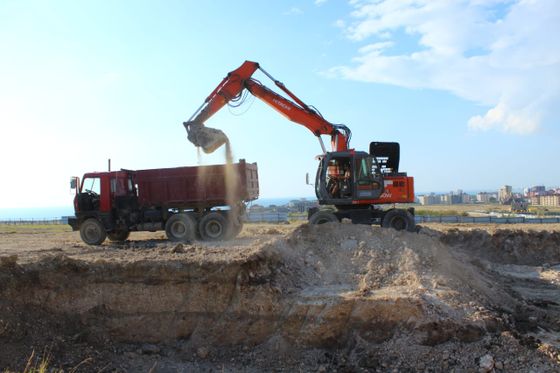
74 171 137 215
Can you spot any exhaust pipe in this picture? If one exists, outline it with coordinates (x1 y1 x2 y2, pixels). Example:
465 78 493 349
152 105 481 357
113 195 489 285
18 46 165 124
184 121 228 154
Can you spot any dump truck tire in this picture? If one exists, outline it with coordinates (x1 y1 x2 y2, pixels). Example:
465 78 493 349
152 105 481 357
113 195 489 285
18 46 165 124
309 211 339 224
382 209 416 232
165 213 196 242
80 218 107 245
199 212 230 241
108 229 130 242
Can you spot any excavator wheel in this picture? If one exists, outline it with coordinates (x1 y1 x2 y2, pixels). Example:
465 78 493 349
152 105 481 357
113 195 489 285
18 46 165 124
199 212 230 241
381 209 416 232
309 211 339 224
165 213 197 242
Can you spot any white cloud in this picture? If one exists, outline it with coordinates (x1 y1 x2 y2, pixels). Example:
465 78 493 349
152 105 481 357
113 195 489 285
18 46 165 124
334 19 346 28
331 0 560 134
283 7 304 16
315 0 328 5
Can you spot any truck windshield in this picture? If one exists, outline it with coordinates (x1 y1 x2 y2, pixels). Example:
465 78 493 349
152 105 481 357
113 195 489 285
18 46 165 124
82 177 101 194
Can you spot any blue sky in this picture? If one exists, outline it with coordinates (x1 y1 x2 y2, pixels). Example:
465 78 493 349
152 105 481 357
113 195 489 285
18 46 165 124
0 0 558 208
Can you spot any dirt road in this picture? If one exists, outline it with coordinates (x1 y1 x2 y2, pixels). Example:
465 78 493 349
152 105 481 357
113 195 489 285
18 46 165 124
1 222 559 372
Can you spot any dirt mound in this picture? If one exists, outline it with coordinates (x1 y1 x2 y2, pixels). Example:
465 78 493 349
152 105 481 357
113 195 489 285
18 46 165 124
1 224 559 371
441 229 560 265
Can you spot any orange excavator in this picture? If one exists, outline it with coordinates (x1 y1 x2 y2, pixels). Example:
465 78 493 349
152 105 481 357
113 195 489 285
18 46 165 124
185 61 417 231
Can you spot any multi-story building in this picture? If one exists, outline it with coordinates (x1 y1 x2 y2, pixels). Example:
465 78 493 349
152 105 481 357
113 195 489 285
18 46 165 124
461 193 472 204
527 186 546 197
418 194 440 205
499 185 512 203
540 195 560 207
477 192 494 203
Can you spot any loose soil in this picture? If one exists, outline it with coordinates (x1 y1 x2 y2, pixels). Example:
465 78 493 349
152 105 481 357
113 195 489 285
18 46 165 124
1 223 559 372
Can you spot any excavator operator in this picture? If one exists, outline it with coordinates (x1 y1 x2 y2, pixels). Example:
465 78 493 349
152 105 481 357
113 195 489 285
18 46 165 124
327 159 352 199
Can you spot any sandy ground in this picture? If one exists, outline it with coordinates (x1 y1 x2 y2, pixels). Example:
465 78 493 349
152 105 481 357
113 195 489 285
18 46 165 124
0 222 559 372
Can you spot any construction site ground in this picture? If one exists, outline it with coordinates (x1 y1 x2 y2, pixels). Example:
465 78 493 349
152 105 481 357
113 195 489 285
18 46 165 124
1 222 559 372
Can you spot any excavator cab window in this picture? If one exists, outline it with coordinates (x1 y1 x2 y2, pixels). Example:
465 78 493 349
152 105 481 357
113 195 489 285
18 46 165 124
326 157 353 199
355 157 381 186
356 158 371 185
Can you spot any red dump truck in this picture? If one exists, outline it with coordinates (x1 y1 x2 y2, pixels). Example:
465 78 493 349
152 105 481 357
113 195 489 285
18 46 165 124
68 160 259 245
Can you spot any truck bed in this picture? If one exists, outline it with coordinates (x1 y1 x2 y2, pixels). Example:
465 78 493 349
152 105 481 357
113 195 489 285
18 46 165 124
134 160 258 209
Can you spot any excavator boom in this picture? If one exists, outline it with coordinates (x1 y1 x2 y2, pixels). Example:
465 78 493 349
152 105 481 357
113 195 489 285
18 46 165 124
185 61 350 153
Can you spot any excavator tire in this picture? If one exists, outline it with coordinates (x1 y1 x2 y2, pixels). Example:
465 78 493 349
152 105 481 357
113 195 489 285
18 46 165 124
199 212 230 241
165 213 197 242
309 211 339 225
381 209 416 232
80 218 107 245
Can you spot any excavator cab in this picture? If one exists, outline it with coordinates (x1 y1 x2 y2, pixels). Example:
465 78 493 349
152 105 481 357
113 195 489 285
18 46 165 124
316 151 384 205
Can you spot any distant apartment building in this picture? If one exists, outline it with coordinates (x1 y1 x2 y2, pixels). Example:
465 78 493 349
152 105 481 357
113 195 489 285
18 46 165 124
499 185 513 203
530 194 560 207
418 194 440 205
527 185 546 197
440 192 462 205
476 192 496 203
461 193 472 204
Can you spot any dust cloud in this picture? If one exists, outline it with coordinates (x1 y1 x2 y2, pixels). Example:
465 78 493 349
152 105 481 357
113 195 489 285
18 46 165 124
194 135 241 226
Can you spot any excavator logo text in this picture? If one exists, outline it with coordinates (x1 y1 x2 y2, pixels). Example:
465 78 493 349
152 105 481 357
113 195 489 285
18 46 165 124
379 191 392 199
272 98 292 111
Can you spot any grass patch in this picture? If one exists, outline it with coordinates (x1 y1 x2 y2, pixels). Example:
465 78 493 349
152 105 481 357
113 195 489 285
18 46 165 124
0 224 71 234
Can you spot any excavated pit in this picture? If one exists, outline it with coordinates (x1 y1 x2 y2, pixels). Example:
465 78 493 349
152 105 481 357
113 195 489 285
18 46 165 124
1 224 559 371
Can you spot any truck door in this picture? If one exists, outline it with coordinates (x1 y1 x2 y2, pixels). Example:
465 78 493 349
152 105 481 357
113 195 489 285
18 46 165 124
79 174 111 213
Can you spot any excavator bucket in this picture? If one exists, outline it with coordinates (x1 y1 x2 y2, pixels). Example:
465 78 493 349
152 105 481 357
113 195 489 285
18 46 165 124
184 121 228 154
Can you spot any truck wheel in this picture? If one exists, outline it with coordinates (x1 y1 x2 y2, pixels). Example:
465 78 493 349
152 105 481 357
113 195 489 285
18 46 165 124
165 213 196 242
80 218 107 245
309 211 338 224
382 209 416 232
108 229 130 242
199 212 229 241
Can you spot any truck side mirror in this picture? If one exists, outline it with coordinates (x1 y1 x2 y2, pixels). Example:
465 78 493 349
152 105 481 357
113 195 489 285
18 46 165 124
70 177 77 189
305 173 313 186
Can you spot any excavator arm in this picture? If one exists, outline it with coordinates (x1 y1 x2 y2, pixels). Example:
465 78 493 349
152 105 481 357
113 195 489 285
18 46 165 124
184 61 351 153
